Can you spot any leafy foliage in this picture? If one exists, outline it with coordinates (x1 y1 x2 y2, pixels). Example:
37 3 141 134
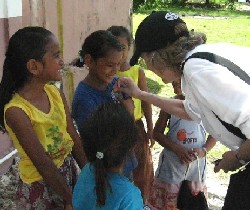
133 0 250 13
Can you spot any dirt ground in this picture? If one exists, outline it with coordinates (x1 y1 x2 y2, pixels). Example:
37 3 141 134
0 159 19 210
0 151 229 210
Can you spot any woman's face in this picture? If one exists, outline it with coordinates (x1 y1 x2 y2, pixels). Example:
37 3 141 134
141 52 180 84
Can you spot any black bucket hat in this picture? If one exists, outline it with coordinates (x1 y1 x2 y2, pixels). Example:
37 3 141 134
130 11 189 66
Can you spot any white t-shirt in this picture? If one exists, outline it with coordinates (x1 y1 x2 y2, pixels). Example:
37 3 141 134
182 43 250 149
155 115 207 184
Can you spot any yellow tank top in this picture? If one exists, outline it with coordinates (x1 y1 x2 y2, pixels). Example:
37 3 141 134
116 65 143 120
4 84 74 183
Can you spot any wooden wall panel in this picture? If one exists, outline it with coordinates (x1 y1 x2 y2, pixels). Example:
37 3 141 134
0 0 133 79
0 0 24 80
61 0 133 64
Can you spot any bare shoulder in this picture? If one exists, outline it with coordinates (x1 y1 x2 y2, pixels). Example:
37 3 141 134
5 106 28 123
5 106 33 132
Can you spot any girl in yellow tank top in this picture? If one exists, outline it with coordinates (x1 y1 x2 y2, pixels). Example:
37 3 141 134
0 27 86 209
108 25 154 202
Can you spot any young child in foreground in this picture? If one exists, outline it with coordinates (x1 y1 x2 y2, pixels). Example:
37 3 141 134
0 26 86 210
108 26 154 201
147 79 217 210
73 103 144 209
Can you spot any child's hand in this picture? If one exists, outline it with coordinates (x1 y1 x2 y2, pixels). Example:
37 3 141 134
119 97 135 115
65 204 74 210
149 139 155 148
191 148 206 159
173 144 193 164
147 127 155 147
65 203 73 210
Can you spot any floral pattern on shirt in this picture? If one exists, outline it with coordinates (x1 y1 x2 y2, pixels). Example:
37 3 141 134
46 126 73 159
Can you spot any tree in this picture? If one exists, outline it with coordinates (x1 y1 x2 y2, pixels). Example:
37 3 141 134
133 0 145 10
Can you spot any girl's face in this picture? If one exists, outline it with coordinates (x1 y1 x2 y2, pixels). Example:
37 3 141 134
141 52 181 84
89 49 123 85
117 36 130 65
39 35 64 81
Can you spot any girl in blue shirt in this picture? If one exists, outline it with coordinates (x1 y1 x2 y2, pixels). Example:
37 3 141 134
73 103 143 209
71 30 137 179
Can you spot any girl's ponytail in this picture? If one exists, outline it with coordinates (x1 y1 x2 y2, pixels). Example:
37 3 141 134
70 50 84 67
95 158 110 206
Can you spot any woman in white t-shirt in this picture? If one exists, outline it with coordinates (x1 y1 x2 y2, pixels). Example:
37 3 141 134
115 11 250 210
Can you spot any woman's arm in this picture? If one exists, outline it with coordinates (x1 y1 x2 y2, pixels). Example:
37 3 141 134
116 77 191 120
139 91 191 120
237 139 250 161
138 69 154 145
5 107 73 206
214 139 250 173
60 90 87 169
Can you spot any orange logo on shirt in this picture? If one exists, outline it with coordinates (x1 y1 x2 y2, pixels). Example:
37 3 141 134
177 129 187 141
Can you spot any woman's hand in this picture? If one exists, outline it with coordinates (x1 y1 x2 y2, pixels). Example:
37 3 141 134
114 77 141 98
214 151 241 173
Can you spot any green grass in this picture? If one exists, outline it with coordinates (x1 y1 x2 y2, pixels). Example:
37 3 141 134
184 18 250 46
135 3 250 17
143 70 174 96
133 14 250 46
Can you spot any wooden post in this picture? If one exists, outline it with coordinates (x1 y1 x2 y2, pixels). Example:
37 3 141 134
29 0 45 26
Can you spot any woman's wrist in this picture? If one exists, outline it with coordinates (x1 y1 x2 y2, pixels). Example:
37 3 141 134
235 151 248 165
137 90 148 100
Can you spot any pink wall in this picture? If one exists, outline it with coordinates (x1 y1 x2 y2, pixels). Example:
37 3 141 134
0 0 133 80
60 0 133 63
0 0 29 80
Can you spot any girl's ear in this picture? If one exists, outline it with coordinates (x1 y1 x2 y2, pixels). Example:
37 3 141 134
84 54 95 67
26 59 41 76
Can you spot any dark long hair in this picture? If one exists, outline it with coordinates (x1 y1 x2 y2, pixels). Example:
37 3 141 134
107 25 132 47
72 30 122 67
79 103 138 207
0 27 53 130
